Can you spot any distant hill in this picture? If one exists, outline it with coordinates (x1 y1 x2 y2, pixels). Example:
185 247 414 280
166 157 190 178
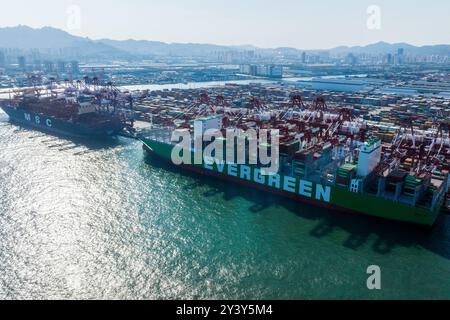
1 26 450 59
99 38 236 56
0 25 131 59
329 41 450 55
97 40 450 57
99 39 261 57
330 42 415 54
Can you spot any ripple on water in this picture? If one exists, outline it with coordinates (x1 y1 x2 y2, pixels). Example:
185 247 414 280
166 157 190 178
0 115 450 299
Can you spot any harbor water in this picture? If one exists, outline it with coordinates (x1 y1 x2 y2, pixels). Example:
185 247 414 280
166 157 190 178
0 110 449 299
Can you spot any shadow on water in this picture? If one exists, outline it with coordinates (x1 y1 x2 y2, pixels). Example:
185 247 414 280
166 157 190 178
3 119 122 152
143 152 450 260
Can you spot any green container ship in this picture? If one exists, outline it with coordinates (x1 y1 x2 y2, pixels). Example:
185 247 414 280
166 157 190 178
141 115 448 226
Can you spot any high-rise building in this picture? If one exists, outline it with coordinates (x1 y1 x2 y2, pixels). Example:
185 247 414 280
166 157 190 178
44 61 54 74
18 56 26 71
249 65 258 76
268 65 283 78
33 60 42 71
397 48 405 64
70 61 80 76
57 61 67 74
257 65 269 76
345 53 358 65
0 51 6 68
240 64 283 78
301 52 307 64
385 53 393 65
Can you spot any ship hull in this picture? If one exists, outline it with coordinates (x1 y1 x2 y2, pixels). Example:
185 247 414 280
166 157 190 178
142 138 443 226
0 105 121 137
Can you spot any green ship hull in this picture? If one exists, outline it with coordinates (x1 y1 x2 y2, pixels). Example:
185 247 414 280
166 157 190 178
142 138 443 226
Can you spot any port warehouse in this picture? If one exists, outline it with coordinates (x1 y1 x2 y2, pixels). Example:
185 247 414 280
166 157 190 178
295 77 450 97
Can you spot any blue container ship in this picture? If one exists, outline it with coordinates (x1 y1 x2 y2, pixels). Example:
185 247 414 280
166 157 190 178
0 82 135 137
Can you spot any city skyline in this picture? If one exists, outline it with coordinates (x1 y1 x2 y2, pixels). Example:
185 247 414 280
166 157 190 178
0 0 449 50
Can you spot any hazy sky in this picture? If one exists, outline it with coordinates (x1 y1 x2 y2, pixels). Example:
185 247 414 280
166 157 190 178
0 0 449 49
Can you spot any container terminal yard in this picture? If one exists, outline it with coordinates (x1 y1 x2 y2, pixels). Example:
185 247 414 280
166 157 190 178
135 82 450 226
2 3 450 298
1 79 450 226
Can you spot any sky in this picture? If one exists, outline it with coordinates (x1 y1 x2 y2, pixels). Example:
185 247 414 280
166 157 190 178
0 0 449 49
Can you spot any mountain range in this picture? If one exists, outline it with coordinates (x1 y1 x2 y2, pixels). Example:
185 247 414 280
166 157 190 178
0 26 130 59
1 25 450 59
